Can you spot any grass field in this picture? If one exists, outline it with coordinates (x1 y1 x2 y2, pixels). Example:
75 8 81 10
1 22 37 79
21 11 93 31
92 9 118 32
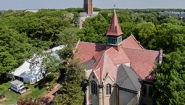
0 81 48 104
0 73 58 104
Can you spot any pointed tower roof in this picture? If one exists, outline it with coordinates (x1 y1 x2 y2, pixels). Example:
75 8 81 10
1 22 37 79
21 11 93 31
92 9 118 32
106 10 123 36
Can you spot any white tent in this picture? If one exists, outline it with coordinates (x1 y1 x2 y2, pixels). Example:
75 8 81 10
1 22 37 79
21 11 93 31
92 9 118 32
7 45 65 84
13 61 44 84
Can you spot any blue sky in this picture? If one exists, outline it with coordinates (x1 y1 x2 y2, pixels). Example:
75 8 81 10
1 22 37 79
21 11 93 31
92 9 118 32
0 0 185 10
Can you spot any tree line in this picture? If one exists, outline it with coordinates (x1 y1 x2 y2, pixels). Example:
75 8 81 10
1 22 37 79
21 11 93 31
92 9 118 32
1 8 185 104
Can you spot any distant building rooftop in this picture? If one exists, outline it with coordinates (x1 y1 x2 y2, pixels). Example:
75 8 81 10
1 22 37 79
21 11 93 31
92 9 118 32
25 9 38 13
159 11 185 18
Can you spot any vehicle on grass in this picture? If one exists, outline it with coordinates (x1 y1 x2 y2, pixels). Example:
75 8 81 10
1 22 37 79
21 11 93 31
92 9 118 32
10 80 26 94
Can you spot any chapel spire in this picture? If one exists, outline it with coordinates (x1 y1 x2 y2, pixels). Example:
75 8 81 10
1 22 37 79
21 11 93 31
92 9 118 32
106 6 123 36
106 6 123 46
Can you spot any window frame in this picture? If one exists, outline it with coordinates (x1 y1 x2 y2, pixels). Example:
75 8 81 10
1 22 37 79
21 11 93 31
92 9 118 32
106 84 111 95
90 81 97 95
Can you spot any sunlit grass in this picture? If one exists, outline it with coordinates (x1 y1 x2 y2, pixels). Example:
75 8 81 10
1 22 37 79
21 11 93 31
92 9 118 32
0 73 58 104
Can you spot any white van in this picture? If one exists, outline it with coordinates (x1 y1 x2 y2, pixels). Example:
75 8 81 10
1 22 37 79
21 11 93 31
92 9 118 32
10 80 26 94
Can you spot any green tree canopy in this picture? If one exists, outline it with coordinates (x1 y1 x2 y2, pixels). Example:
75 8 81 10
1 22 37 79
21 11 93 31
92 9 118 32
53 58 85 105
0 27 32 75
135 22 156 48
77 14 108 44
154 49 185 105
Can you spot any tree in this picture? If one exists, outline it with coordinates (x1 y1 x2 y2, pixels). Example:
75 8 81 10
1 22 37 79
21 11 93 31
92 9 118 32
83 14 108 35
120 22 136 38
53 58 86 105
139 13 159 25
0 11 72 49
135 22 156 48
53 28 85 104
77 14 108 44
55 27 78 47
160 17 181 25
118 12 132 23
0 27 33 76
154 49 185 105
150 23 185 52
71 12 80 27
29 50 60 83
17 97 43 105
0 85 5 99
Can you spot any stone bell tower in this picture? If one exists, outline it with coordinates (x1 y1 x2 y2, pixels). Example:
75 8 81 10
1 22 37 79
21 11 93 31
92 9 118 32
83 0 93 14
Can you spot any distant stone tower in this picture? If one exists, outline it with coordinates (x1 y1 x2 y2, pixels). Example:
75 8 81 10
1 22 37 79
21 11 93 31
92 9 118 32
83 0 93 14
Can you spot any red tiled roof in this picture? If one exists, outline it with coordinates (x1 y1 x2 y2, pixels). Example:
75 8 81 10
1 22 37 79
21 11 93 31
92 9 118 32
75 35 159 82
122 47 159 82
74 42 106 63
106 11 123 36
75 36 159 82
92 52 117 83
121 35 144 49
106 47 130 65
79 46 130 83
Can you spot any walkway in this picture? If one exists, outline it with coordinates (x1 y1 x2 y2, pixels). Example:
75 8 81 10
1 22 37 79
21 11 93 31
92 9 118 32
38 77 64 105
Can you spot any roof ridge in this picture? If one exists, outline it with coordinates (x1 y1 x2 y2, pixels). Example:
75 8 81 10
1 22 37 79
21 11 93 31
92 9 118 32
129 66 142 81
100 52 106 83
92 52 105 70
105 46 114 52
92 52 107 83
130 34 144 49
105 74 115 82
122 46 159 52
122 34 144 49
103 52 116 81
79 41 106 46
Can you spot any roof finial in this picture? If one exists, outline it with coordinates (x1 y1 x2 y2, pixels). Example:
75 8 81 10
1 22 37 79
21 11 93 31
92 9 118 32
113 4 116 12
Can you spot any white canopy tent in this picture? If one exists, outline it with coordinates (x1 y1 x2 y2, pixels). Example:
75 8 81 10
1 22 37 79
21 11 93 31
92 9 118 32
7 45 65 84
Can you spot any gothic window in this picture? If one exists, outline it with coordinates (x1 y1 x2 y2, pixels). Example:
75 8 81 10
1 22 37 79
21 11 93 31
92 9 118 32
106 84 111 95
91 81 97 95
142 84 147 96
149 86 153 98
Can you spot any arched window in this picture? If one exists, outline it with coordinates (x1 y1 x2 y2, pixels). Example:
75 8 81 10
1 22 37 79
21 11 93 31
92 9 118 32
142 84 147 96
106 84 111 95
149 86 153 97
91 81 97 95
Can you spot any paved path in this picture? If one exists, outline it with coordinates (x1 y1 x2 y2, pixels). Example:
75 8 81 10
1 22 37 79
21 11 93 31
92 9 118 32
38 77 64 105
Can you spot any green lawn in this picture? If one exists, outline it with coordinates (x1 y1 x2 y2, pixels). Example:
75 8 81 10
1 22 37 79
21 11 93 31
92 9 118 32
0 73 58 104
0 74 59 105
0 81 48 104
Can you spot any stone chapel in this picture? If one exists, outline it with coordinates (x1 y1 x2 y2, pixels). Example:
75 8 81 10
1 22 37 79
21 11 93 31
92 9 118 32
75 9 162 105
